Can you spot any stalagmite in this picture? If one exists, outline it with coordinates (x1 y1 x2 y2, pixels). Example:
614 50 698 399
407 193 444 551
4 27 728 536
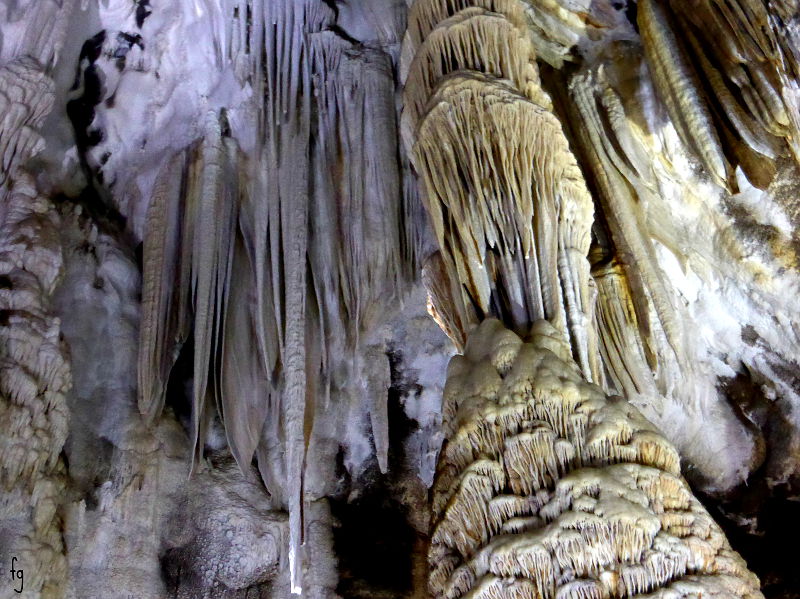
404 2 770 598
0 6 93 597
133 1 412 593
429 319 764 599
0 58 70 598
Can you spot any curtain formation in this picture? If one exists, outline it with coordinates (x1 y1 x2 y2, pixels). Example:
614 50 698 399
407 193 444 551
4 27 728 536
134 2 414 593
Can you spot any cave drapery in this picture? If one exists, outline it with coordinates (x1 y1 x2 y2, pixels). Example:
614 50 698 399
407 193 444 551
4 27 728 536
1 0 800 598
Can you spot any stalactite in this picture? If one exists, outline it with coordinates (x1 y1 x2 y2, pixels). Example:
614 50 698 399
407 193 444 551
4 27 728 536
3 0 800 596
361 345 392 474
309 32 407 355
401 7 552 148
0 0 76 68
403 0 599 382
637 0 732 190
404 0 529 62
402 0 623 72
220 232 272 471
189 113 236 465
137 151 188 422
637 0 800 190
592 260 660 399
567 62 686 394
669 0 798 160
137 129 240 451
402 2 778 597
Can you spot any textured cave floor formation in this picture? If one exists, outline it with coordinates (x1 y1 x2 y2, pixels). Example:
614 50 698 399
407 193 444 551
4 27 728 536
706 482 800 599
429 319 763 599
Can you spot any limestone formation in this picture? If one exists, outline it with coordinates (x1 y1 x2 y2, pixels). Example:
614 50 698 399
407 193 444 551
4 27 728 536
403 1 600 384
638 0 800 190
3 0 800 596
430 319 764 599
0 59 69 598
404 2 775 598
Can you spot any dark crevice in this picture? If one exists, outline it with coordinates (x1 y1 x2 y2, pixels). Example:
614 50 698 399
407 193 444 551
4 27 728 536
623 0 639 33
331 488 415 598
68 31 106 161
114 32 144 71
165 337 195 437
699 364 800 598
135 0 152 28
64 29 143 250
52 186 129 244
331 347 426 598
703 483 800 599
318 0 361 46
